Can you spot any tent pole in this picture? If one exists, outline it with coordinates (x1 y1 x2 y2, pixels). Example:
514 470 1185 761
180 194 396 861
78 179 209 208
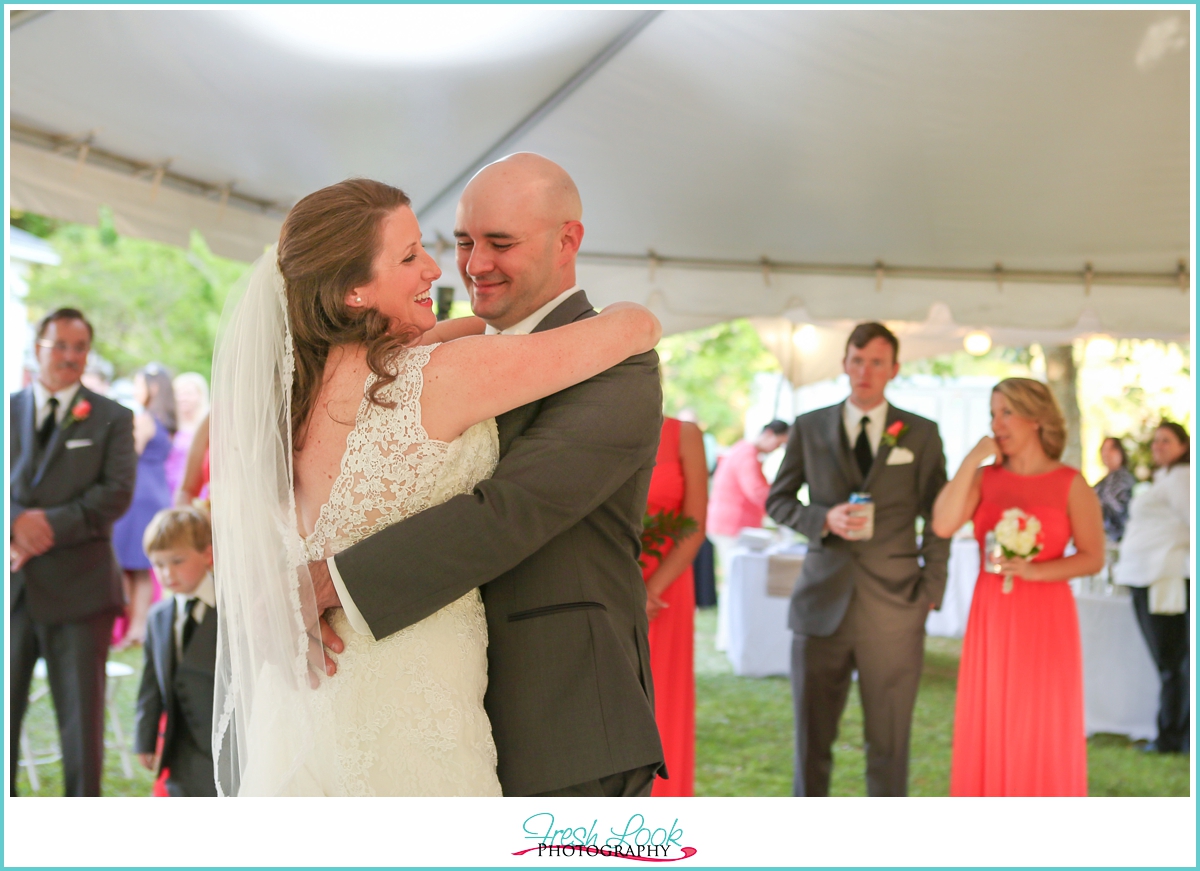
415 10 662 221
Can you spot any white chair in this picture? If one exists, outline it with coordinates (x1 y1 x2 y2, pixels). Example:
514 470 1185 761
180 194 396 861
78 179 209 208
19 658 136 790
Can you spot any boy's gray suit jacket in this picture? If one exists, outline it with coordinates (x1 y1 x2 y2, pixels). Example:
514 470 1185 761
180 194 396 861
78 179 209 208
767 402 951 638
336 290 666 796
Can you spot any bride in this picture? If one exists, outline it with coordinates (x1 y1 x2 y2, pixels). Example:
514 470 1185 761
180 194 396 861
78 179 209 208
208 178 660 796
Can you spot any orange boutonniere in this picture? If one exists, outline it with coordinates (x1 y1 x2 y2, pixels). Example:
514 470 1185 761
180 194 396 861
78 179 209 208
881 420 908 447
64 398 92 427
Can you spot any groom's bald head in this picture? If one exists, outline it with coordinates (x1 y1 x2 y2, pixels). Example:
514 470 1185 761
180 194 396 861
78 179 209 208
454 153 585 331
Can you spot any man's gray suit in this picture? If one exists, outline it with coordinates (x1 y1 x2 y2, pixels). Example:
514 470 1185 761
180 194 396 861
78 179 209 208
335 291 666 796
134 598 218 796
9 385 135 796
767 401 949 796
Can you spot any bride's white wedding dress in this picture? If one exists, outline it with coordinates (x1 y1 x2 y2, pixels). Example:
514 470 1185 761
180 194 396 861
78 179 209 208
258 344 502 796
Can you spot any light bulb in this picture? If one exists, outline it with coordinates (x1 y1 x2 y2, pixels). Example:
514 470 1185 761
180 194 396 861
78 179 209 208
964 331 992 356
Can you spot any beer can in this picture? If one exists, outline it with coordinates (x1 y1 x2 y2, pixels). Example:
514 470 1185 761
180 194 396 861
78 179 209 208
847 492 875 540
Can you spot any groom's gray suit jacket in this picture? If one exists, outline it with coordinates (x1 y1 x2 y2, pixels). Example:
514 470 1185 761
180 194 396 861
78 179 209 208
766 402 950 637
335 291 666 796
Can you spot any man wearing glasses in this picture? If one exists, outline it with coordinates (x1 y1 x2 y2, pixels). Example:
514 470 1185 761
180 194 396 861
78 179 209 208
10 308 136 796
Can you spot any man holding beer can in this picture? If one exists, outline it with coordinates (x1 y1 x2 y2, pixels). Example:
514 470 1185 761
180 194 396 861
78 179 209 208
767 322 950 797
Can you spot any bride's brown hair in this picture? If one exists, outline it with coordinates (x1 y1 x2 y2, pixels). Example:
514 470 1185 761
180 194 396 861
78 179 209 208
278 179 421 449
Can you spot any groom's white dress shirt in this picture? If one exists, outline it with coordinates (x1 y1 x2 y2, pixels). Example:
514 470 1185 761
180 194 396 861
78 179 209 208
328 286 580 637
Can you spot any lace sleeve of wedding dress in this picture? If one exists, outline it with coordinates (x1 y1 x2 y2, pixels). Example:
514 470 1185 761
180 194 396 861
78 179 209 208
209 246 329 796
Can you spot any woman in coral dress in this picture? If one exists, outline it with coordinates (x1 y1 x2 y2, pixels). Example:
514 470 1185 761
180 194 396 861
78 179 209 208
932 378 1105 796
642 417 708 796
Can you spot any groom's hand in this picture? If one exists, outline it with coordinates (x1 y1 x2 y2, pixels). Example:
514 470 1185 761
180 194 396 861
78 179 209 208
308 558 342 611
306 560 346 679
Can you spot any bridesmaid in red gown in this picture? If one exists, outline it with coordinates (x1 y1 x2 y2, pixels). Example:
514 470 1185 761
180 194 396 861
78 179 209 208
642 416 708 796
932 378 1105 796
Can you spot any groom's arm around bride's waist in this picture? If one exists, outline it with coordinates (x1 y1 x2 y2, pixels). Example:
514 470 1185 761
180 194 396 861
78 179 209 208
328 349 663 641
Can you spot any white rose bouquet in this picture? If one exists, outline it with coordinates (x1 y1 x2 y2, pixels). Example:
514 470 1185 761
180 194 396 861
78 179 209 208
989 507 1043 593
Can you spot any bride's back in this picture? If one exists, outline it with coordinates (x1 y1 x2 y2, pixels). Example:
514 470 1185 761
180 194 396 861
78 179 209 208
294 343 373 538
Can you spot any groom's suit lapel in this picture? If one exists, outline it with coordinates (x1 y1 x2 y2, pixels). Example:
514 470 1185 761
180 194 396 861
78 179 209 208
495 290 595 457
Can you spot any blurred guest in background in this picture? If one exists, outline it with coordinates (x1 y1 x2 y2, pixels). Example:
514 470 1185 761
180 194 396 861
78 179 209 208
709 420 790 649
175 411 210 506
934 378 1104 796
642 416 707 796
80 351 114 397
769 322 949 797
1115 421 1191 754
10 308 135 795
111 363 176 648
165 372 209 496
1094 436 1136 543
676 410 719 608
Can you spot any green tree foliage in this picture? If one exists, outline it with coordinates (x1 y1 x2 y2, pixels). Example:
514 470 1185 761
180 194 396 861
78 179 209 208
23 208 250 381
10 208 61 239
658 320 779 446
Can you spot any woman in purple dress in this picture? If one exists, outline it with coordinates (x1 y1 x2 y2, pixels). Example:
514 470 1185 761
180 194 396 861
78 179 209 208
111 364 176 647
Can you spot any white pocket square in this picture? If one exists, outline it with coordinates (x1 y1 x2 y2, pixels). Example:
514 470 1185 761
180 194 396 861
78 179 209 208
886 446 915 465
65 439 93 449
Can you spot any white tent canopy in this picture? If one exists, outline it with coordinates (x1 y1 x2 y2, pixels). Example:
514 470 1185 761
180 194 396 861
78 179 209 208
9 8 1191 349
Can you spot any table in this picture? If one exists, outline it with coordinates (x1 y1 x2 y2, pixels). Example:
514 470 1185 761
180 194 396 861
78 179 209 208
725 547 1162 739
924 538 979 638
724 545 804 677
1076 590 1159 740
725 539 980 676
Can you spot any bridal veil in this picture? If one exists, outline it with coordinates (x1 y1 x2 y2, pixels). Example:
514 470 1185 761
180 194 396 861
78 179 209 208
209 247 332 795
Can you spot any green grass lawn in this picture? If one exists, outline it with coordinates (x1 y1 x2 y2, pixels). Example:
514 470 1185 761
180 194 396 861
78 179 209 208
14 609 1190 797
14 644 157 797
694 607 1189 797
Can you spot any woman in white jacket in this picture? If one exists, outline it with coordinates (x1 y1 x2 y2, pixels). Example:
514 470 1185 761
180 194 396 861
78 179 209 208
1115 421 1191 754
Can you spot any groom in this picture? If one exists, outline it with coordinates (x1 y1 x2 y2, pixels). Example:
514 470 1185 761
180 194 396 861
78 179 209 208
309 153 666 796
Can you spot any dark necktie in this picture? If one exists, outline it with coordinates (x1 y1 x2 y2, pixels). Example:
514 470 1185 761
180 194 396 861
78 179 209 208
182 599 200 652
37 397 59 451
854 415 873 477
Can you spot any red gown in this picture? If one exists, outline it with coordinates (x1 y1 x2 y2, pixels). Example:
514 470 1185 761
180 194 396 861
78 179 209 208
950 464 1088 796
643 417 696 797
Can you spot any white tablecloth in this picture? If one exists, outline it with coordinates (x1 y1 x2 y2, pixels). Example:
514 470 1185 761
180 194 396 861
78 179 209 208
725 540 980 676
725 546 1162 739
925 538 980 638
724 546 801 677
1076 590 1159 740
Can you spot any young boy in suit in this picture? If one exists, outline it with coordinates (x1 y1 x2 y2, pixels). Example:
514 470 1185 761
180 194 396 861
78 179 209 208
133 507 218 796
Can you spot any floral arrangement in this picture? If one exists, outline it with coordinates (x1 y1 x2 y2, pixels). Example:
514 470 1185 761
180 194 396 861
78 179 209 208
881 420 908 447
641 509 698 570
992 507 1043 593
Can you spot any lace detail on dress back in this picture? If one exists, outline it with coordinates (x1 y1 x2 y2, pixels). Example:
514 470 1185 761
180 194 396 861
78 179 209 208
295 344 502 796
305 344 456 561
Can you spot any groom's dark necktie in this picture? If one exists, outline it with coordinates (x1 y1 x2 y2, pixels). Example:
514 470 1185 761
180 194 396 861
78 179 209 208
854 415 873 478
